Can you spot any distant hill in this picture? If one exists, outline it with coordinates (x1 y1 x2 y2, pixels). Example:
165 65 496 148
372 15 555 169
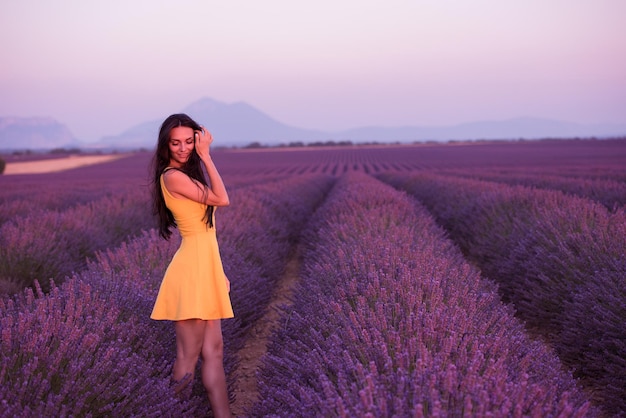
334 117 626 143
96 120 161 150
94 98 330 150
3 98 626 151
183 98 330 144
0 117 77 150
93 98 626 149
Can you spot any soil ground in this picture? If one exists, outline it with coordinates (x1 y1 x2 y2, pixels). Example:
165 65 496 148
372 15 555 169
230 250 301 417
3 154 128 175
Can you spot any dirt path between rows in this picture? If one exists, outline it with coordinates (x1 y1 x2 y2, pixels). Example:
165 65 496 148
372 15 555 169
231 249 301 417
3 154 129 175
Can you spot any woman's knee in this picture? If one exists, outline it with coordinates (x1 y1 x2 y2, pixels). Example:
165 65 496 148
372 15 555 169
175 319 205 360
202 321 224 359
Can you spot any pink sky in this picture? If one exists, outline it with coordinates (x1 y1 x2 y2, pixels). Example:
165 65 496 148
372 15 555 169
1 0 625 142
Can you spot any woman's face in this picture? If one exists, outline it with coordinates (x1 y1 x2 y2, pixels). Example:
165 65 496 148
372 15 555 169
168 126 195 167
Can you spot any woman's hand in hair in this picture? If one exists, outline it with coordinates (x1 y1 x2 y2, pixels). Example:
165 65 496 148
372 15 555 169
194 127 214 159
193 125 229 206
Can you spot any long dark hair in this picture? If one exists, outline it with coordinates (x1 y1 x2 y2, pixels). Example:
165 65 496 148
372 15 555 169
150 113 214 239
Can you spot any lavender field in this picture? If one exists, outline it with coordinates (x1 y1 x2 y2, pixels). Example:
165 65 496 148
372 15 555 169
1 138 625 417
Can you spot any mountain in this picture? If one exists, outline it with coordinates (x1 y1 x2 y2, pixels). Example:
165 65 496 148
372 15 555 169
183 98 329 144
335 117 626 142
0 117 77 150
94 98 626 149
3 98 626 151
94 97 330 150
97 120 161 150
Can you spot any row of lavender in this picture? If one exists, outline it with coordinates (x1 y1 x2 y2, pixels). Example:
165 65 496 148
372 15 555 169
381 172 626 415
0 184 153 294
0 174 334 416
0 154 154 293
435 167 626 209
253 173 595 417
0 179 122 225
0 159 293 295
1 139 624 414
214 138 626 178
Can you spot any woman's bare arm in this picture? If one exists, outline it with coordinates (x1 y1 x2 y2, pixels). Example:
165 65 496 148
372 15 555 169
164 128 229 206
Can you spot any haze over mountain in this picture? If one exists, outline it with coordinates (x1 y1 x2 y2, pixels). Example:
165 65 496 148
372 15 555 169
0 117 78 150
2 97 626 151
95 98 329 150
90 98 626 150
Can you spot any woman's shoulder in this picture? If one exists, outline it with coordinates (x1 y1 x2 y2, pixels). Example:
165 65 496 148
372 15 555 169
163 167 184 179
163 168 195 190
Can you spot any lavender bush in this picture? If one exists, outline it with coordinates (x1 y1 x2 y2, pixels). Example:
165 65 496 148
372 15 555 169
253 173 594 417
437 169 626 209
382 172 626 415
0 279 202 416
0 181 125 225
0 187 152 293
0 174 335 415
1 140 624 415
560 263 626 412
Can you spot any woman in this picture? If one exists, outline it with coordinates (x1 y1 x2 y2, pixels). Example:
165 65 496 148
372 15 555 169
150 113 233 417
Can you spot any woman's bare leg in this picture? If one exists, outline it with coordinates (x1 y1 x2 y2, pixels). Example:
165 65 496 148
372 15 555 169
201 320 231 417
173 319 204 381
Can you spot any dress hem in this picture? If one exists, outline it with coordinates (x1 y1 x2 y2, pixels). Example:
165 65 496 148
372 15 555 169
150 314 235 321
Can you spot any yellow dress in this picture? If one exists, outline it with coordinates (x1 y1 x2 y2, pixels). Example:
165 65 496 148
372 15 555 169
151 171 234 321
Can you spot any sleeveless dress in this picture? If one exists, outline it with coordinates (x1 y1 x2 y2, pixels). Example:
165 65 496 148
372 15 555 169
151 169 234 321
